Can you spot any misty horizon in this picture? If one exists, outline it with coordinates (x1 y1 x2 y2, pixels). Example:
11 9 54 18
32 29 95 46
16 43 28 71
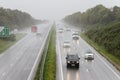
0 0 120 20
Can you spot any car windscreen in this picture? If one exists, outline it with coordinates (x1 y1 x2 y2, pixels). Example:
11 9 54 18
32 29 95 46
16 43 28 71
68 55 78 60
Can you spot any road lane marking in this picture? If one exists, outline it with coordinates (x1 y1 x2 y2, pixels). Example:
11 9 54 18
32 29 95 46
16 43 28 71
57 35 64 80
15 57 18 60
76 71 80 80
2 72 6 76
66 72 70 80
80 37 120 79
95 52 120 79
81 61 84 64
10 63 13 67
86 69 89 72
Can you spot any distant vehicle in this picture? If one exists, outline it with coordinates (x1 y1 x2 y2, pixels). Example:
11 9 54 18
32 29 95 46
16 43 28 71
84 50 94 60
72 31 79 35
66 28 71 31
58 28 64 33
72 31 79 40
63 41 70 48
66 54 80 68
31 26 37 32
36 32 41 36
14 29 18 32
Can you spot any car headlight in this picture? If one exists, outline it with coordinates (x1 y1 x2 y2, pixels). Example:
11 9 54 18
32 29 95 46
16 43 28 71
67 61 70 63
76 61 79 63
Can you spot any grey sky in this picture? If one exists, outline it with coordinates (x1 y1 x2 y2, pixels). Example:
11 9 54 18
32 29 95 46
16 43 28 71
0 0 120 20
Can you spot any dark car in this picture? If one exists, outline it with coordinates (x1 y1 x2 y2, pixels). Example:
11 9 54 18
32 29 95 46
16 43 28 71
66 54 80 68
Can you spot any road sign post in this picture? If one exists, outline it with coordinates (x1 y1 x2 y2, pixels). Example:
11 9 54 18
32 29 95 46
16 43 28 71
0 26 10 37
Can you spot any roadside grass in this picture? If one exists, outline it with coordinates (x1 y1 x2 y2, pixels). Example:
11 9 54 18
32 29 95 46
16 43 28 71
80 33 120 71
0 33 26 53
43 27 56 80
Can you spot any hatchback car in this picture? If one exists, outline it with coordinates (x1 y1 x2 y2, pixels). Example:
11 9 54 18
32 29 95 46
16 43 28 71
63 41 70 48
84 50 94 60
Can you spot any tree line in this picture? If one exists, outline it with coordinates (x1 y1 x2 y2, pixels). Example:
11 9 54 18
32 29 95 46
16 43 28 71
0 7 41 30
63 5 120 28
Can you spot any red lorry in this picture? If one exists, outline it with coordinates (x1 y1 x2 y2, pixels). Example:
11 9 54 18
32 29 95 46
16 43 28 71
31 26 37 32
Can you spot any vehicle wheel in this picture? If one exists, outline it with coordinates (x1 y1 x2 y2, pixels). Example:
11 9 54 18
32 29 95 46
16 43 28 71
67 64 69 68
76 64 79 69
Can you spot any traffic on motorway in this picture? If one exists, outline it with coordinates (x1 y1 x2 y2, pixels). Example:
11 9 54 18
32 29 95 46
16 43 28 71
0 1 120 80
56 22 120 80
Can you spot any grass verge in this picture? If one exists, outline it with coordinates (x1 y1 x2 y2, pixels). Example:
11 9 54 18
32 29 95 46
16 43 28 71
43 27 56 80
80 33 120 71
0 33 26 53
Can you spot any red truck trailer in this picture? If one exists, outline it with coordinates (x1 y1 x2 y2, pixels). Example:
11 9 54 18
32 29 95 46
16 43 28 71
31 26 37 32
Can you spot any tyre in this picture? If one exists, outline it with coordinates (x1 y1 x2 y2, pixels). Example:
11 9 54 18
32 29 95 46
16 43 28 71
67 64 69 68
76 64 79 69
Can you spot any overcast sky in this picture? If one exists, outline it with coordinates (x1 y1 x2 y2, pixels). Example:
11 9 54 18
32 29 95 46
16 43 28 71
0 0 120 20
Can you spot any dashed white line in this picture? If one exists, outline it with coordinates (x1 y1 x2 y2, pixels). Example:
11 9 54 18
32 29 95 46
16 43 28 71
2 72 6 76
81 61 84 64
86 69 89 72
10 63 13 67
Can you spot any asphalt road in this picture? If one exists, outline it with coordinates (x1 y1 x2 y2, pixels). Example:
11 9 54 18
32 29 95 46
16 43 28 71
56 23 120 80
0 23 52 80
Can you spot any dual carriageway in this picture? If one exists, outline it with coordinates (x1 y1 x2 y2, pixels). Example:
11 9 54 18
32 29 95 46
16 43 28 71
0 22 120 80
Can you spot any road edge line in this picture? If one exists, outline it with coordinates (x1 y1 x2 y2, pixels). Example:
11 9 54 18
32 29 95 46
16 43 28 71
80 36 120 79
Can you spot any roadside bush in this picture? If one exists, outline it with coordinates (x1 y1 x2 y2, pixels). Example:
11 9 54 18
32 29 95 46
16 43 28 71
85 22 120 58
0 34 16 41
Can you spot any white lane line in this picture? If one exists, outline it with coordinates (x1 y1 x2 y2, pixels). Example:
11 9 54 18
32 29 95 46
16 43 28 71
15 57 18 60
86 69 89 72
57 35 64 80
10 63 13 67
2 72 6 76
81 37 120 79
95 52 120 79
81 61 84 64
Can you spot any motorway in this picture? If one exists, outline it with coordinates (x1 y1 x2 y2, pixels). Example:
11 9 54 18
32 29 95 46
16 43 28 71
56 23 120 80
0 23 51 80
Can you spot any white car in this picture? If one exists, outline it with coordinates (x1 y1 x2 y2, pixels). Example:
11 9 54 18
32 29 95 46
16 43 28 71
58 28 64 33
66 28 71 31
72 34 79 40
72 31 79 35
72 32 79 40
63 41 70 48
84 50 94 60
36 32 41 36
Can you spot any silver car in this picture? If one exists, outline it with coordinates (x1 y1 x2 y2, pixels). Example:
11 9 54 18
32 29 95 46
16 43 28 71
84 50 94 60
63 41 70 48
58 28 64 33
72 32 79 40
